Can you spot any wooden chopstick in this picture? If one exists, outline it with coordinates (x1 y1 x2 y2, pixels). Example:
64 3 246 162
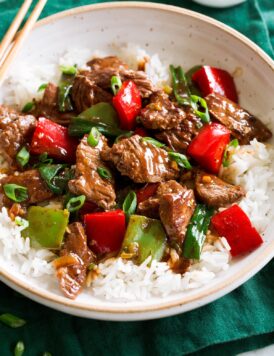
0 0 47 86
0 0 33 62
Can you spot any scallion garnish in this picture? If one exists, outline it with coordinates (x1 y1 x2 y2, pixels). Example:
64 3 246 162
3 184 28 203
190 95 210 123
14 341 24 356
114 131 133 143
66 195 86 212
37 83 48 92
88 263 96 271
111 75 122 95
87 127 101 147
0 313 26 328
169 65 191 106
22 102 34 113
97 167 112 180
222 139 239 167
15 217 29 230
39 164 71 195
122 191 137 220
168 152 192 170
16 147 30 167
60 64 77 75
142 137 165 148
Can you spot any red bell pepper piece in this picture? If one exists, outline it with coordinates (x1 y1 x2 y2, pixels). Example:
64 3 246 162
134 127 148 137
192 66 238 103
136 183 159 204
187 123 230 174
30 118 78 163
84 210 126 254
211 205 263 256
112 80 142 131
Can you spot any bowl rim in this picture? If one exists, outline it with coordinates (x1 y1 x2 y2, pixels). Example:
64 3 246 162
1 1 274 317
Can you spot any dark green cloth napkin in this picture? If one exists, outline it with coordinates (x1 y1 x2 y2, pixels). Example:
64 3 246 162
0 1 273 355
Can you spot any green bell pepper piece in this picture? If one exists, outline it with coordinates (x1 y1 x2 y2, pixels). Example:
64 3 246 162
183 204 214 260
121 215 167 264
23 206 69 249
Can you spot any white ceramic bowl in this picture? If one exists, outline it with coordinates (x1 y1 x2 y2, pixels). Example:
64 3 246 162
192 0 246 8
0 2 273 321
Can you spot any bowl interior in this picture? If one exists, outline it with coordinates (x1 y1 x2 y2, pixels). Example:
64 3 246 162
0 3 273 321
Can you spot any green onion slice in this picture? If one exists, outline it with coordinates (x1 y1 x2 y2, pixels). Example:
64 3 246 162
169 65 191 106
0 313 26 328
88 263 96 271
15 217 29 230
122 191 137 220
16 147 30 167
97 167 112 180
190 95 210 123
22 102 34 113
87 127 101 147
66 195 86 212
60 64 77 75
222 139 239 167
14 341 25 356
3 184 28 202
142 137 165 148
168 152 192 170
38 83 48 92
111 75 122 95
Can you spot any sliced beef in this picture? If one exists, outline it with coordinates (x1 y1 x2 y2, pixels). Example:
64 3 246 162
80 67 155 98
140 91 186 130
206 93 272 144
0 169 53 207
71 75 112 113
56 222 95 299
105 135 179 183
155 110 202 153
138 180 192 221
195 171 245 207
68 135 116 210
0 105 36 160
87 56 128 71
33 83 74 125
159 183 196 243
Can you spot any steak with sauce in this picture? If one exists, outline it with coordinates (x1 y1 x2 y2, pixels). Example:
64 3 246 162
195 171 245 207
71 75 112 113
87 56 128 71
155 110 202 153
0 169 53 207
140 91 186 130
206 93 272 144
68 135 116 210
33 83 74 125
159 184 196 243
56 222 95 299
0 105 36 161
104 135 179 183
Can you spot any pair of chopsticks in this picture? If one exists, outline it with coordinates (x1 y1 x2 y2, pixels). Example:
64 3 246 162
0 0 47 86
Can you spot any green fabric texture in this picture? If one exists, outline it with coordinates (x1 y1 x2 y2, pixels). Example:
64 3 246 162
0 0 274 355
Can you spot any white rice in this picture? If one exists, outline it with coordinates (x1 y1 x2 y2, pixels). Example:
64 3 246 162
0 46 273 302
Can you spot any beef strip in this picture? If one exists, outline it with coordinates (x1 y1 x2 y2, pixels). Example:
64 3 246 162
140 91 186 130
104 135 179 183
0 105 36 161
87 56 128 71
206 93 272 144
71 75 112 113
33 83 74 125
159 183 196 243
80 67 155 98
68 135 116 210
0 169 53 207
195 170 245 207
56 222 95 299
155 110 202 153
138 180 192 220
